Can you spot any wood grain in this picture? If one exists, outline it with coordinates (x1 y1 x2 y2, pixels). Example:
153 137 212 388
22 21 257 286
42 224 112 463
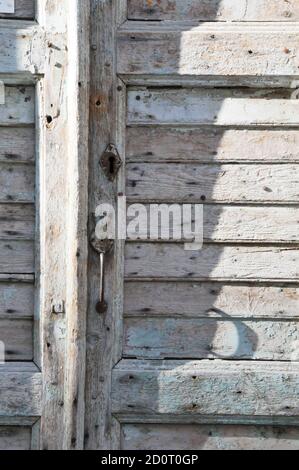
127 163 299 203
122 424 299 450
126 205 299 242
84 0 126 451
124 317 299 360
112 360 299 417
127 128 299 163
0 204 35 239
0 426 31 450
124 282 299 319
0 21 44 75
128 89 299 126
0 282 34 317
125 244 299 281
0 86 35 126
0 163 34 203
119 23 299 78
0 128 35 163
0 363 41 417
0 318 33 361
128 0 299 22
0 240 34 273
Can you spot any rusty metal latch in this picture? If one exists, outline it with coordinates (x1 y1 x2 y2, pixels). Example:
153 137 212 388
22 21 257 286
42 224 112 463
90 236 114 314
100 144 122 182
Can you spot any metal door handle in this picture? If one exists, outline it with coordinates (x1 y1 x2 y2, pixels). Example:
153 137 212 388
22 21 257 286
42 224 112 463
90 236 113 315
96 252 108 314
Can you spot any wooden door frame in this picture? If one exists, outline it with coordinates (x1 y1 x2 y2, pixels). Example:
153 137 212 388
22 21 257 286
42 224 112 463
36 0 90 450
84 0 127 450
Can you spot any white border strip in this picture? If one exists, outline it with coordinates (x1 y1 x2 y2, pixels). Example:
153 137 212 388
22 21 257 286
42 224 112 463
0 81 5 104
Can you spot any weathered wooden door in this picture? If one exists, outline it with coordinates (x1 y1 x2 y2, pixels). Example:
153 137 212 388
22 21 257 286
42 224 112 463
85 0 299 450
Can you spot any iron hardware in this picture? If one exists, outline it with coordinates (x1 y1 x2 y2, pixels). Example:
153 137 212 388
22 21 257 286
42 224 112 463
90 236 113 314
100 144 122 182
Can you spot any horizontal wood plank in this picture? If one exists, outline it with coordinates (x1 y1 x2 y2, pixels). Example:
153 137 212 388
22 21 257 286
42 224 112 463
0 163 35 203
0 363 41 416
0 128 35 163
125 244 299 281
126 205 299 242
124 318 299 360
0 0 34 19
0 282 34 317
119 23 299 78
127 128 299 163
0 318 33 361
124 282 299 319
128 89 299 126
127 163 299 203
124 76 299 89
0 274 34 283
128 0 299 22
0 204 35 239
122 423 299 450
0 22 43 75
0 86 35 125
112 360 299 417
0 240 34 273
0 426 31 450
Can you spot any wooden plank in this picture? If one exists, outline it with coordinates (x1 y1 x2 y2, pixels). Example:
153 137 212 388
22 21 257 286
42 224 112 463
112 360 299 417
126 205 299 242
0 417 37 426
37 0 68 450
0 426 31 450
0 282 34 317
124 318 299 360
0 240 34 273
62 0 89 451
127 128 299 164
124 282 299 319
84 0 126 451
127 163 299 204
0 204 35 239
0 318 33 361
118 23 299 79
38 0 90 451
128 0 299 22
0 363 41 417
0 273 34 283
125 244 299 281
121 424 299 450
0 21 43 75
0 163 34 203
0 0 35 19
128 89 299 126
0 86 35 125
125 76 299 89
0 128 35 163
31 419 40 450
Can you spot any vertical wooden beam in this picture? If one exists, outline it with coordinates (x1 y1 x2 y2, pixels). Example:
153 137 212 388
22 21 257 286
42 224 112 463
63 0 90 451
37 0 89 450
37 0 69 449
84 0 127 450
